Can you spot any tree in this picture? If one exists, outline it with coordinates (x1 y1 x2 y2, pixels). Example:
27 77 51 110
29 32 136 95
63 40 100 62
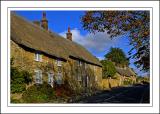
105 47 129 67
101 60 116 78
81 11 150 71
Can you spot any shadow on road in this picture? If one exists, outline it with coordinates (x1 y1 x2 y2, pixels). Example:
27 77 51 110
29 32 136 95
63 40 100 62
74 84 150 103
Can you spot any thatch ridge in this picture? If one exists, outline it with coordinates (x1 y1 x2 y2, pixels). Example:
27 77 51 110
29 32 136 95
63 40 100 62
115 67 136 77
11 13 101 66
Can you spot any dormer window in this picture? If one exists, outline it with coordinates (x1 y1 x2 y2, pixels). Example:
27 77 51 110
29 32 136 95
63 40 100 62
56 59 62 66
78 60 82 66
34 52 42 62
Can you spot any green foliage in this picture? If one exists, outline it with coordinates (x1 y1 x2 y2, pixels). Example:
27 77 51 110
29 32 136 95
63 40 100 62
123 79 132 85
22 70 33 84
101 60 116 78
81 11 149 71
136 76 149 84
22 82 56 103
105 47 129 67
11 57 14 66
136 76 143 82
11 58 32 93
11 81 26 93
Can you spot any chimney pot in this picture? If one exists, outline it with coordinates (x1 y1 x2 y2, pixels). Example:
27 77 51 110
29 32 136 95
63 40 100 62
41 11 48 30
68 27 71 33
42 12 46 18
66 27 72 41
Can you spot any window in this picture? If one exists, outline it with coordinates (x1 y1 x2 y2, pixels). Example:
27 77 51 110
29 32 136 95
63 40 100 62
57 72 63 84
56 66 63 85
78 60 82 66
48 72 54 87
77 73 82 81
35 70 42 84
80 61 82 66
35 52 42 62
56 59 62 66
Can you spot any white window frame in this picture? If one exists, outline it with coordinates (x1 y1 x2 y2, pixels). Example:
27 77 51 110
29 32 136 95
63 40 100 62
48 72 54 87
78 60 82 66
34 52 42 62
35 70 43 84
57 59 62 66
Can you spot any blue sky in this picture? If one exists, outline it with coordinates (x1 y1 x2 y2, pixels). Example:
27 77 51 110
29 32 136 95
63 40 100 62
15 11 147 76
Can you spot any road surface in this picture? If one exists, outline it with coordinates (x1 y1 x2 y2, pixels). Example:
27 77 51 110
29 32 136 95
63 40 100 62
76 84 149 103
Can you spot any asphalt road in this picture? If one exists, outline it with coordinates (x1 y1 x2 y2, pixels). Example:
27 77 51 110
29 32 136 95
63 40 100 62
77 84 149 103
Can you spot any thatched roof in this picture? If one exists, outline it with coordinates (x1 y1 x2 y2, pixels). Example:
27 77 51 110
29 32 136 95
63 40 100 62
11 13 101 66
115 67 136 77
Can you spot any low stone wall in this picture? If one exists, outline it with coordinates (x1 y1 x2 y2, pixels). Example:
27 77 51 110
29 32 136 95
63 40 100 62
101 79 120 90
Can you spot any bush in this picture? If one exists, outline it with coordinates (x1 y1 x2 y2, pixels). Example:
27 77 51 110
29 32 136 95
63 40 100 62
11 67 32 93
22 82 56 103
55 84 73 98
11 82 26 93
101 60 116 78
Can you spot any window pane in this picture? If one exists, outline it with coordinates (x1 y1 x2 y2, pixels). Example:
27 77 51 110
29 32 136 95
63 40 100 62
35 53 37 60
57 60 62 66
57 72 62 84
37 54 39 60
35 52 42 61
35 70 42 84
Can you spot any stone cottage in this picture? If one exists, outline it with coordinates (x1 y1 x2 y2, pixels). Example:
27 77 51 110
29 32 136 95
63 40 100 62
11 12 102 92
115 67 136 85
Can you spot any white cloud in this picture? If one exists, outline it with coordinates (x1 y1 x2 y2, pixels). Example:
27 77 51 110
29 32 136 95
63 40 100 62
96 56 105 60
59 28 121 56
60 29 147 76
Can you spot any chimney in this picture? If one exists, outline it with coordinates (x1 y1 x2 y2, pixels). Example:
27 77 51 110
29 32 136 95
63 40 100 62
66 27 72 41
41 12 48 30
